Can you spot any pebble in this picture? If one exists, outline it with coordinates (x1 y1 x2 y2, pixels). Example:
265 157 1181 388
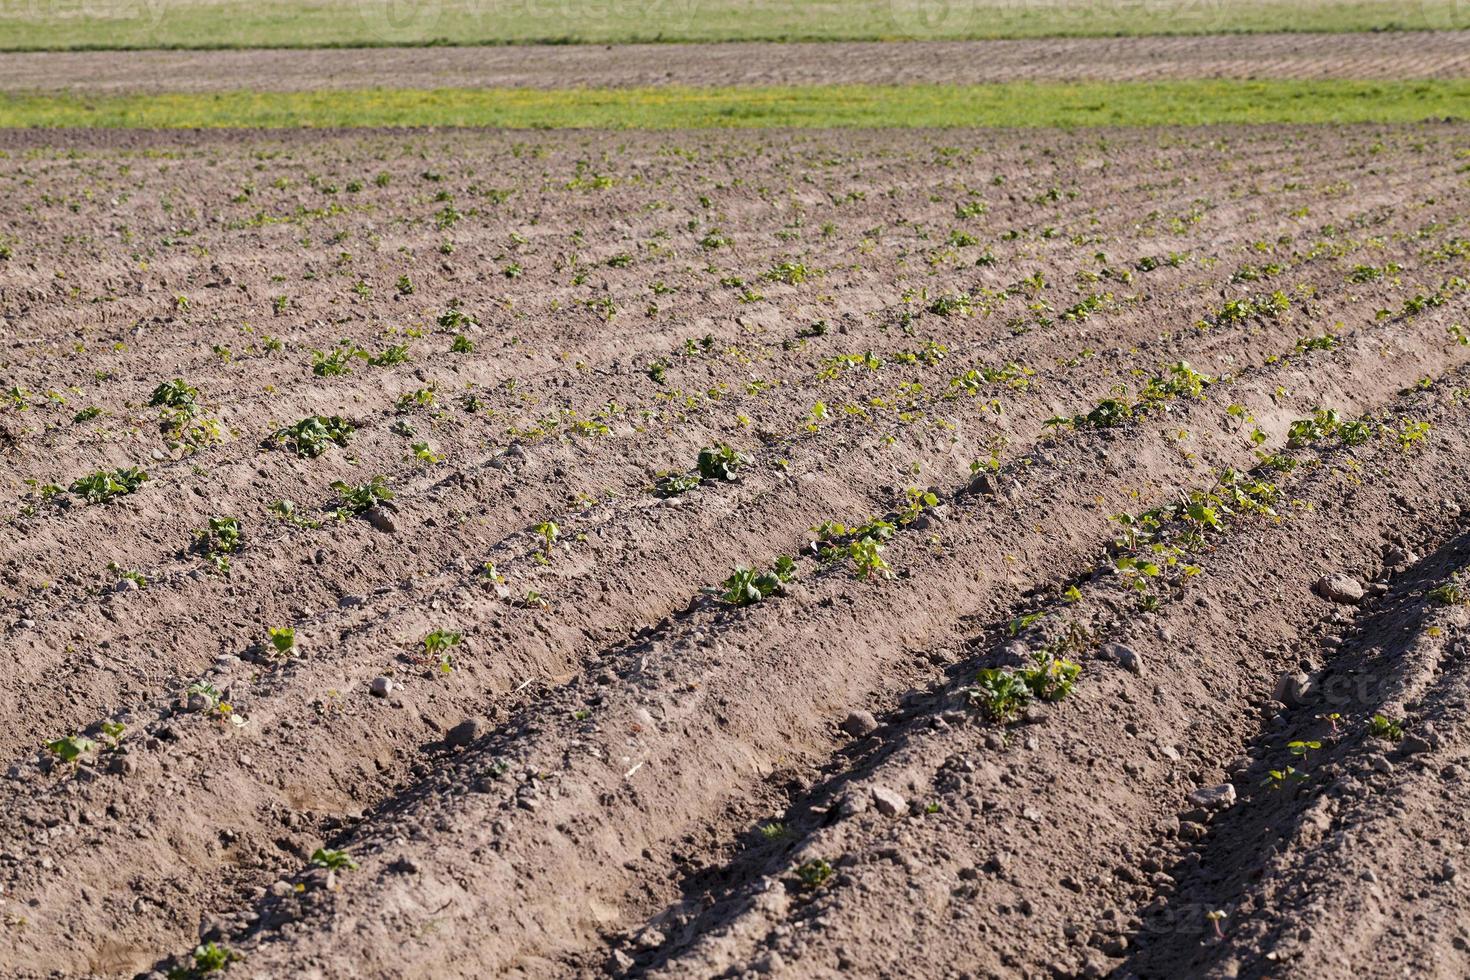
1315 572 1365 605
1274 671 1314 707
840 710 879 738
870 785 907 817
365 507 397 533
1187 783 1237 810
369 676 393 697
1401 734 1434 755
1368 753 1395 774
446 718 483 747
1098 642 1142 675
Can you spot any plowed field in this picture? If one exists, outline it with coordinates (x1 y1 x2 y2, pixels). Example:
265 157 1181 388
3 123 1470 979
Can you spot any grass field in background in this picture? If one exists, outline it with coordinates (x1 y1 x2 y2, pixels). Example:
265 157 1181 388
0 0 1464 50
1 80 1464 129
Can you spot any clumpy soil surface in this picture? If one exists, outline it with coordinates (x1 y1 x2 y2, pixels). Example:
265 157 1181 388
1 123 1470 978
0 31 1467 94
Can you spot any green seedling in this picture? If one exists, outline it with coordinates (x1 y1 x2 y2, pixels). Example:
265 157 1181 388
848 536 892 580
1429 580 1465 605
1288 739 1322 764
534 520 560 557
898 487 939 525
969 667 1031 722
310 847 358 871
45 734 94 765
269 416 354 458
1206 910 1227 940
697 444 751 481
654 472 701 497
721 556 797 607
422 629 462 673
267 627 298 658
330 476 393 518
1264 766 1306 790
168 941 241 979
194 516 242 572
410 441 444 465
795 858 834 890
149 378 199 409
100 720 126 750
1368 713 1404 742
70 467 148 504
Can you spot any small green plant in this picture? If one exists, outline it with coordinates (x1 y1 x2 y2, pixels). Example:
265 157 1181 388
1429 579 1465 606
366 343 411 367
721 556 797 607
534 520 560 557
269 416 354 458
410 441 444 465
968 653 1080 722
45 733 94 765
149 378 199 409
898 486 938 525
311 343 363 377
70 467 148 504
330 477 393 518
848 536 892 580
1287 739 1322 764
697 444 751 481
1264 766 1306 790
422 628 462 673
794 858 834 890
194 516 242 572
969 667 1032 722
168 941 241 979
654 472 701 497
1368 713 1405 741
266 627 298 658
310 847 358 871
1396 420 1431 451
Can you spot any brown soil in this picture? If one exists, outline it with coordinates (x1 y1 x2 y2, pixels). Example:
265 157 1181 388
0 31 1468 94
1 123 1469 979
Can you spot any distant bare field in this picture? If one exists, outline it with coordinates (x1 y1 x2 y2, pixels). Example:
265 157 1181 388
1 31 1467 94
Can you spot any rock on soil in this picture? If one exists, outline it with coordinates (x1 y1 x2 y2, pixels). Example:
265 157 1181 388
1315 572 1365 604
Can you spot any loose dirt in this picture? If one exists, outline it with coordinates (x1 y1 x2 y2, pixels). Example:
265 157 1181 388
0 30 1467 94
1 123 1469 978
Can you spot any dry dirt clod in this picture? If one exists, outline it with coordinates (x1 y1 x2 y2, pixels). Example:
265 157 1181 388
840 710 879 738
446 718 483 748
369 676 393 697
1098 642 1142 675
870 785 906 817
365 506 397 533
1187 783 1237 810
1314 572 1365 605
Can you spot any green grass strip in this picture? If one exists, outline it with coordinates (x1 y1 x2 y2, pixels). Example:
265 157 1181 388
2 81 1466 129
0 0 1464 50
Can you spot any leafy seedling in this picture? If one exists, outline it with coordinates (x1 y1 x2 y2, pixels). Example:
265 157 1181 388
45 734 94 766
795 858 834 890
168 941 241 979
70 467 148 504
330 477 393 518
310 847 358 871
421 629 462 673
1368 713 1405 741
269 416 354 458
266 627 298 659
697 444 751 482
654 472 701 497
721 556 797 607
